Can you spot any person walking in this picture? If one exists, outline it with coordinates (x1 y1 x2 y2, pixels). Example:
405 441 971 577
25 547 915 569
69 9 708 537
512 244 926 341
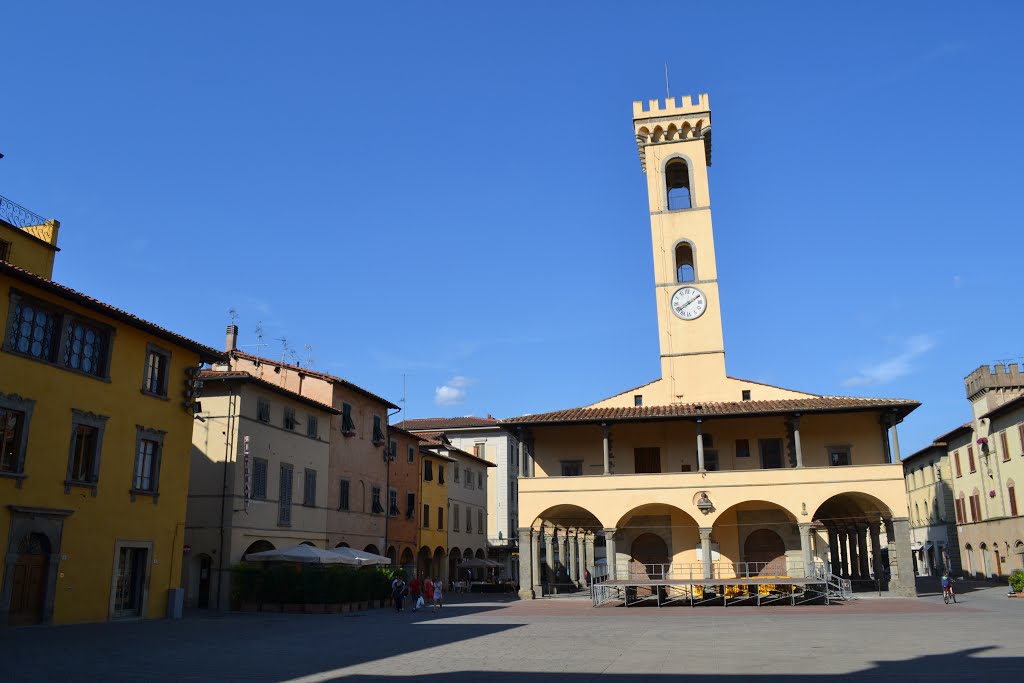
409 575 422 612
392 577 408 613
432 581 444 611
423 576 434 609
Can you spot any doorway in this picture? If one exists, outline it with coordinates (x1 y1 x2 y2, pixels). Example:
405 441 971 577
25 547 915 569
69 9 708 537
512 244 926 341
9 533 50 626
743 529 787 575
759 439 784 469
112 545 149 619
630 533 669 579
197 554 212 608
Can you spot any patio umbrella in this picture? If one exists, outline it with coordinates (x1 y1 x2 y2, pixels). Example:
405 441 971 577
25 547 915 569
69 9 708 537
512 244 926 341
244 544 355 564
457 558 501 569
326 547 392 567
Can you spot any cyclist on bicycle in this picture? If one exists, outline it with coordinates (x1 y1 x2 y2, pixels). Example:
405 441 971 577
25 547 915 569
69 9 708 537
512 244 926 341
941 571 954 599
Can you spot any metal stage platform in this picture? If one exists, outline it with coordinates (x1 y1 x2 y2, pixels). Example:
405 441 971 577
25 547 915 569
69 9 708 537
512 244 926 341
592 575 840 607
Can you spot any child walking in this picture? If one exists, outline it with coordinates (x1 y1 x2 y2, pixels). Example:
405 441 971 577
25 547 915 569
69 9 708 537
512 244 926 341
431 581 444 611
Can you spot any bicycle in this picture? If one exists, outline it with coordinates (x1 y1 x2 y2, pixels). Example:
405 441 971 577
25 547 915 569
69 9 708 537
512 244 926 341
943 583 956 604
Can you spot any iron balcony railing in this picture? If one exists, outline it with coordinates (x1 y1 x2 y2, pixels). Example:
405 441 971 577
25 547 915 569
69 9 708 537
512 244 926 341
0 194 48 229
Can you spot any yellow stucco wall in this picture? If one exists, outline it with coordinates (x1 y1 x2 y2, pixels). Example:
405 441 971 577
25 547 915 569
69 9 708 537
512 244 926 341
418 453 449 555
0 275 202 624
0 221 59 279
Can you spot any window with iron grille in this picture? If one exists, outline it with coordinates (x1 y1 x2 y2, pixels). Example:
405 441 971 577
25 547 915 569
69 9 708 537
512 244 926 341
307 415 318 439
278 464 293 526
388 488 398 516
142 345 170 397
7 294 114 379
371 486 383 514
372 415 384 444
339 478 350 510
253 457 268 499
341 402 355 434
257 398 270 423
303 468 317 506
284 407 297 431
6 297 59 362
406 492 415 519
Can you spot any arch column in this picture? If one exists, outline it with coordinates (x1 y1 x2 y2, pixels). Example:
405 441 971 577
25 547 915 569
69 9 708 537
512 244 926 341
576 532 586 584
543 527 554 591
857 526 870 579
828 526 841 576
604 528 618 580
585 532 595 581
601 423 611 475
790 414 804 468
568 529 578 587
699 527 713 579
838 529 850 578
798 522 813 576
696 419 706 472
560 530 570 583
848 528 861 580
531 527 542 598
890 517 916 597
517 527 534 600
869 522 883 587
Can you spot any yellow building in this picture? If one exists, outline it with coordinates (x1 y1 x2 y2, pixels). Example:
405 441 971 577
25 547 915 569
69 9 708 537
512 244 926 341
417 444 452 582
505 95 921 600
0 195 222 625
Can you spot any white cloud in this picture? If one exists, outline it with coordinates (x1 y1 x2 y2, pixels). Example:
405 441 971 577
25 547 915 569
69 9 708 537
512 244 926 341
434 376 473 406
953 275 962 289
843 335 936 387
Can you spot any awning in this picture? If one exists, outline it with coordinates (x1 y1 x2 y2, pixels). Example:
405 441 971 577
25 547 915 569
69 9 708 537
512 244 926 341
910 542 923 551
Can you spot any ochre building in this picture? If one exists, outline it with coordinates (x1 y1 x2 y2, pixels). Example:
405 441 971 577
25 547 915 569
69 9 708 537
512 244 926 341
505 95 920 599
0 195 222 625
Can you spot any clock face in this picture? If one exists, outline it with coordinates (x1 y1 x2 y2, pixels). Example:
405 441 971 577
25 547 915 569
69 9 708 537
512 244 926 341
670 286 707 320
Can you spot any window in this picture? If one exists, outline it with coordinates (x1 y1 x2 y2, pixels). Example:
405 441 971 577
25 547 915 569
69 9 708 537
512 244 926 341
829 447 851 466
341 402 355 434
1001 431 1010 462
561 460 582 476
969 491 982 522
407 445 415 464
307 415 318 439
665 158 691 210
478 509 484 534
278 464 293 526
388 488 398 516
968 446 976 473
478 471 483 488
5 293 112 379
253 458 268 499
131 427 164 498
372 415 384 444
1009 481 1018 517
0 394 34 477
66 410 107 492
257 398 270 423
438 465 445 485
955 496 965 524
424 460 433 481
760 438 784 469
422 504 430 528
0 238 10 261
735 439 750 458
284 407 297 431
406 492 415 519
634 447 661 473
454 466 460 483
141 345 170 397
741 389 751 401
339 479 350 510
634 394 643 406
466 507 472 533
465 468 472 487
453 504 461 531
371 486 383 514
954 451 962 477
437 506 444 530
1019 425 1024 455
704 449 720 471
675 242 695 283
303 469 316 506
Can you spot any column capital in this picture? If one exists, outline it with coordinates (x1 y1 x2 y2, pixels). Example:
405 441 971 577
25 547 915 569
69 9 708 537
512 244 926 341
517 526 534 536
698 527 712 540
797 521 813 531
602 527 618 534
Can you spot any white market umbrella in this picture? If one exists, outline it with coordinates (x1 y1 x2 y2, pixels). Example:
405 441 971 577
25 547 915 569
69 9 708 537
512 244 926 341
244 544 355 564
327 547 391 567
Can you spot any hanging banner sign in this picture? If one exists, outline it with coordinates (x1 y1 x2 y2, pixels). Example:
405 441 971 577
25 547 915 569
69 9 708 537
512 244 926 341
243 435 251 513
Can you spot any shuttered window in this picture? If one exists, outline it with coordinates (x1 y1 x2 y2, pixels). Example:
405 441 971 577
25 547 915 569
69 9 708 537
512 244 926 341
278 464 293 526
1009 484 1018 517
968 446 976 473
303 469 316 506
252 458 268 499
1001 431 1010 461
339 479 350 510
341 402 355 434
478 509 484 534
954 451 962 477
422 504 430 528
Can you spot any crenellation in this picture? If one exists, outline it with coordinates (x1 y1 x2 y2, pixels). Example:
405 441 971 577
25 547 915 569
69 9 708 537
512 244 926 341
964 363 1024 399
633 93 710 120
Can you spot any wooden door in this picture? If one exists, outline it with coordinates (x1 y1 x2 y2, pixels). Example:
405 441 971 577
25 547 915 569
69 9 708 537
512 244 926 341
633 447 661 474
9 551 47 626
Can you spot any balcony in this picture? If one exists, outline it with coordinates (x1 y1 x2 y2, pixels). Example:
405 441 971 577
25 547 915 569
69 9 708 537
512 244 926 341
0 194 48 229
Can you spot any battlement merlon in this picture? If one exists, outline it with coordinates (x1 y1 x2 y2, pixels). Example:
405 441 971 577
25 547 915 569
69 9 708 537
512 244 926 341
632 93 713 173
964 363 1024 399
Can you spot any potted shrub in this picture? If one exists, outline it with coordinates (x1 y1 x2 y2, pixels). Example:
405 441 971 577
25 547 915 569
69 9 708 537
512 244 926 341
304 567 327 613
232 563 262 612
1009 569 1024 596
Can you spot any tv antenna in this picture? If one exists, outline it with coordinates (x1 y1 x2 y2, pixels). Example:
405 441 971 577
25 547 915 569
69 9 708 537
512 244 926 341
665 64 671 100
303 344 316 368
228 308 239 326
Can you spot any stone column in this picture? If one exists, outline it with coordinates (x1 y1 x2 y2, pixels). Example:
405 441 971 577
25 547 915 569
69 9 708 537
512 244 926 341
568 530 578 586
696 419 706 472
798 522 813 576
543 528 555 586
857 526 871 579
585 533 596 581
828 527 841 576
602 423 611 475
792 415 804 468
517 527 534 600
838 529 850 578
604 528 618 580
891 518 917 597
848 529 861 580
869 522 883 586
518 436 527 478
560 531 570 583
576 532 587 584
699 527 713 579
890 422 901 462
531 527 542 598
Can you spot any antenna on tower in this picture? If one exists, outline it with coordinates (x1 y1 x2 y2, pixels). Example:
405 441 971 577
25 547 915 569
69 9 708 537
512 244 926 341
665 64 671 100
274 336 290 365
402 373 408 419
304 344 316 369
228 308 239 326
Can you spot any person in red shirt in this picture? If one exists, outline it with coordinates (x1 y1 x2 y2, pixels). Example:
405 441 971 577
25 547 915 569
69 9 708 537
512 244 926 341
409 576 422 611
423 576 434 609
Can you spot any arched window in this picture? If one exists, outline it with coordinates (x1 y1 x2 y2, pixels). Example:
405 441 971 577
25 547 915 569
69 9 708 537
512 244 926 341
675 242 695 283
665 159 691 210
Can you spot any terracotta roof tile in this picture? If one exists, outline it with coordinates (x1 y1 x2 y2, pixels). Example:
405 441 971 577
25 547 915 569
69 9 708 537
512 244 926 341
396 416 499 430
1 260 224 362
230 350 398 409
501 396 920 426
199 370 340 414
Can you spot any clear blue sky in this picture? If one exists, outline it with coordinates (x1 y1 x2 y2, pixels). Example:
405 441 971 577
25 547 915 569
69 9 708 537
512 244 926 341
3 3 1022 454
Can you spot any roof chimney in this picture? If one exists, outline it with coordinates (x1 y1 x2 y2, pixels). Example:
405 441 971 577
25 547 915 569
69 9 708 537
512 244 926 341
226 324 238 352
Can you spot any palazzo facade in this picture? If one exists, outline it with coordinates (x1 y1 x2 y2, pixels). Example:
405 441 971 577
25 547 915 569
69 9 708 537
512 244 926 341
506 94 920 599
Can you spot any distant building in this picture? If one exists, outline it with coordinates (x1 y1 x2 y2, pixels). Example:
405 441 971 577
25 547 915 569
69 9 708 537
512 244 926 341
398 417 519 581
185 369 337 609
387 426 424 577
900 442 961 576
1 194 223 625
416 446 452 581
918 365 1024 579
